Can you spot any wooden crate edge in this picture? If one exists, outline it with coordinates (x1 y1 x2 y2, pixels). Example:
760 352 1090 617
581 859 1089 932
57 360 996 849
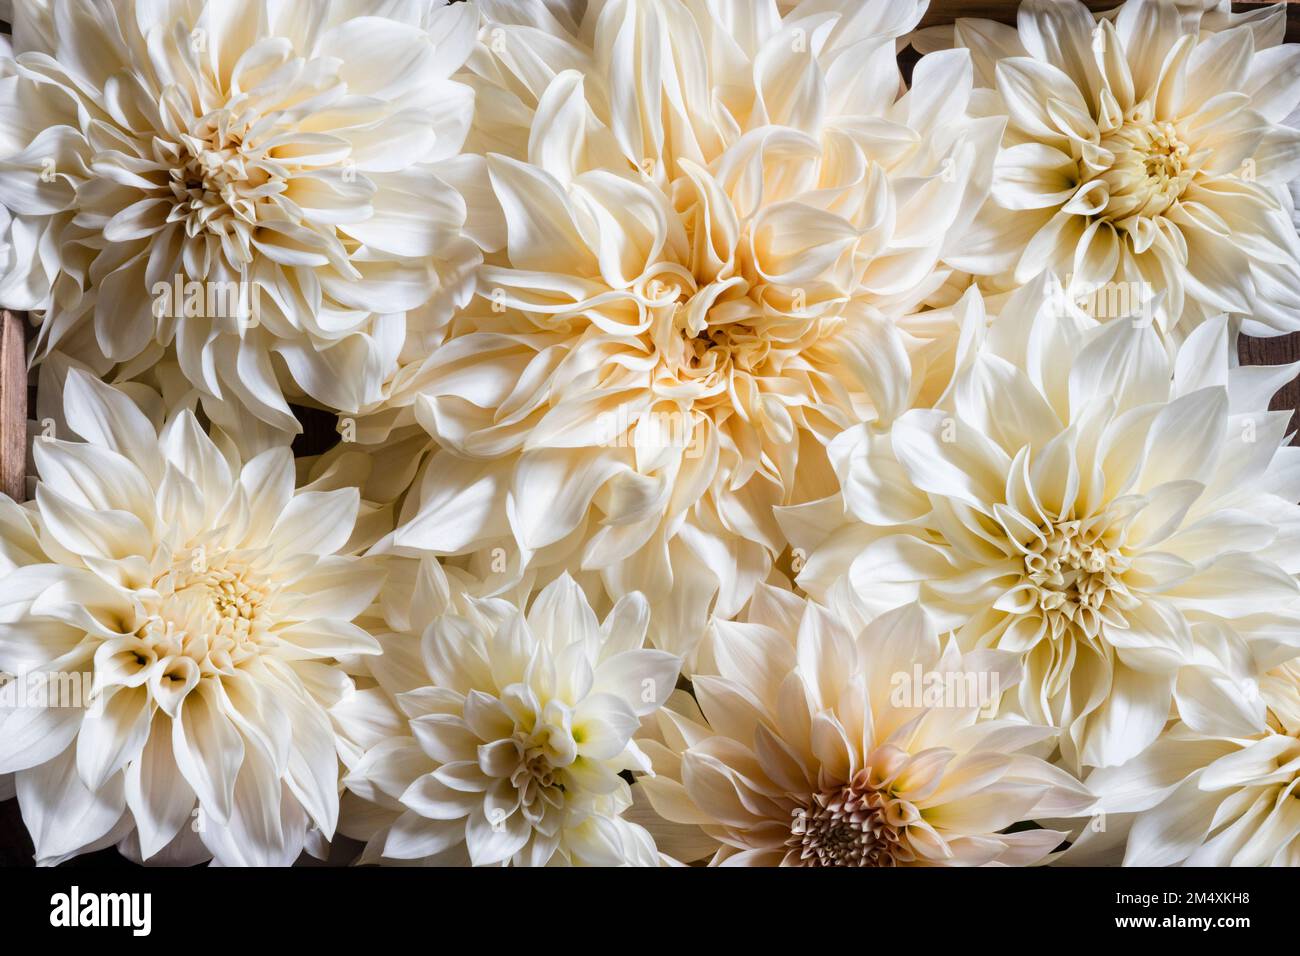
0 310 26 504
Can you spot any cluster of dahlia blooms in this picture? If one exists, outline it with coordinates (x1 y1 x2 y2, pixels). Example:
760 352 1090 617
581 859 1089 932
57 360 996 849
0 0 1298 868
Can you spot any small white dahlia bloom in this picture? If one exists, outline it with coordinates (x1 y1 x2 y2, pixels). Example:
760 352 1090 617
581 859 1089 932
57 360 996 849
1088 659 1300 866
0 0 481 430
785 280 1300 772
341 561 681 866
373 0 1003 660
637 586 1092 866
0 371 384 865
946 0 1300 336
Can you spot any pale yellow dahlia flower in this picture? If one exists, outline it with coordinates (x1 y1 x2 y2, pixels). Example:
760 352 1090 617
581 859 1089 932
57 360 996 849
1087 659 1300 866
366 0 1002 661
785 279 1300 773
340 559 681 866
0 0 481 430
636 586 1092 866
0 371 384 865
940 0 1300 336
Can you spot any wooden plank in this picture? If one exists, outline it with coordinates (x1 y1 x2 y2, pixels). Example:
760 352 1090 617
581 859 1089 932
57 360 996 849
0 310 26 503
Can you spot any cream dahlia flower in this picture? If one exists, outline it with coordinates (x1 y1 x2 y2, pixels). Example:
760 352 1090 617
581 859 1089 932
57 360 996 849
637 586 1091 866
786 280 1300 772
373 0 1002 659
0 0 480 430
945 0 1300 336
0 370 384 865
341 560 681 866
1088 659 1300 866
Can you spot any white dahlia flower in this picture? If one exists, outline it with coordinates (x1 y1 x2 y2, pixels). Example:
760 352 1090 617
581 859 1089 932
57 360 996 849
945 0 1300 336
374 0 1003 660
786 279 1300 772
1088 659 1300 866
0 0 481 430
0 370 384 865
637 586 1092 866
341 561 681 866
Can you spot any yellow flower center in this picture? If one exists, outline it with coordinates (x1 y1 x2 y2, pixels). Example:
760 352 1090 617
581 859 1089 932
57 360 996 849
1024 519 1134 640
640 268 767 400
138 552 273 674
1094 113 1193 221
629 214 842 441
157 106 278 263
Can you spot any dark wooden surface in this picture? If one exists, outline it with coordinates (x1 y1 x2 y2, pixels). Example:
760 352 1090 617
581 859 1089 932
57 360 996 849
921 0 1117 26
2 0 1300 869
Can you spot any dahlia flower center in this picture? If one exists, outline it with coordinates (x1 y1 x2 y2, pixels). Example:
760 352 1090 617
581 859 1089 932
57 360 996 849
641 268 757 382
635 255 836 419
786 774 917 867
489 729 570 828
512 743 564 794
159 105 282 263
484 690 577 826
1025 520 1132 638
1094 115 1192 221
139 556 274 671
